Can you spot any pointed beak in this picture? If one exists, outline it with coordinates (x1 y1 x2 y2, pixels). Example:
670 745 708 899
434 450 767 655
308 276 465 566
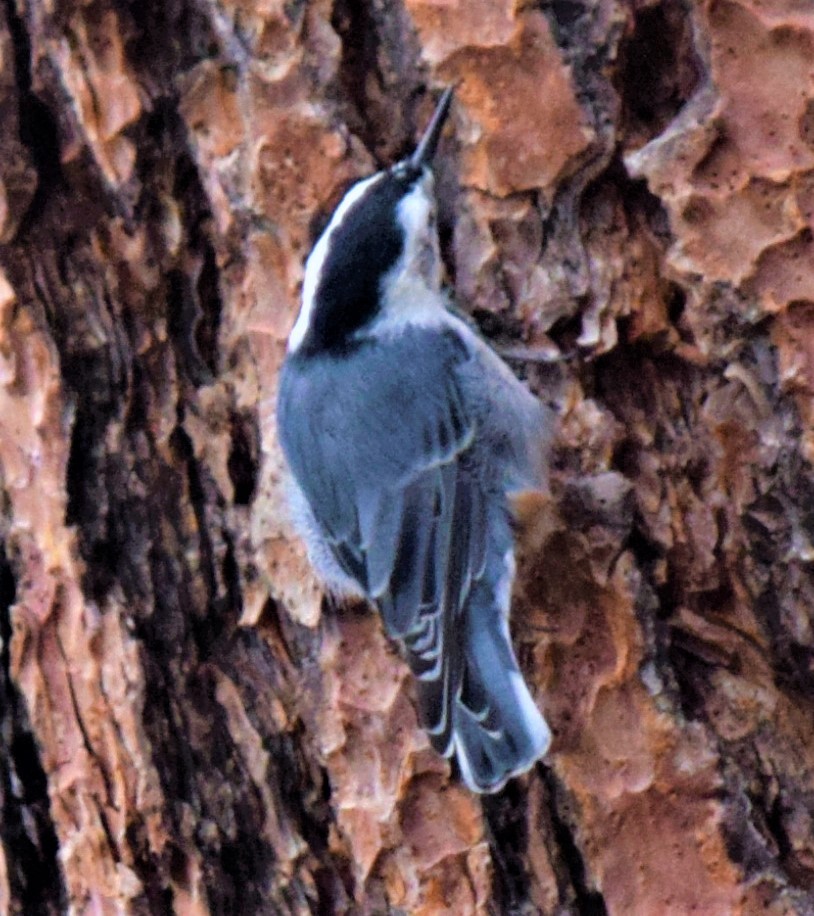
409 87 454 171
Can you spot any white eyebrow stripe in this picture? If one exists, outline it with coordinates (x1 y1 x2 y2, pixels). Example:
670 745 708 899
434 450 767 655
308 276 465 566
288 172 384 353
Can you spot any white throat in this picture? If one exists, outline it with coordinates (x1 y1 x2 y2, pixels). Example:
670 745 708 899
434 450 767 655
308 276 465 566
374 176 446 334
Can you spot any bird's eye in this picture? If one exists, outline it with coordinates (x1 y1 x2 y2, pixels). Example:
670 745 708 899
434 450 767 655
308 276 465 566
391 161 423 186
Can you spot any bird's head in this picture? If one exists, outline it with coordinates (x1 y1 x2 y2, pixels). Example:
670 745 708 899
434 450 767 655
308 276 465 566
288 88 454 356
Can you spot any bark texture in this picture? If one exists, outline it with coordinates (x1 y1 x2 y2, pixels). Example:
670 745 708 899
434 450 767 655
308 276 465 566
1 0 814 912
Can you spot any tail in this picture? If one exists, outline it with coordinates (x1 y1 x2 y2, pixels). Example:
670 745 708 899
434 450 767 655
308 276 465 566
410 565 551 794
393 470 550 793
452 578 550 792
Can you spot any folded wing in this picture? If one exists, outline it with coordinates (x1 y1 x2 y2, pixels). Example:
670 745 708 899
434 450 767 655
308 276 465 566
278 325 549 790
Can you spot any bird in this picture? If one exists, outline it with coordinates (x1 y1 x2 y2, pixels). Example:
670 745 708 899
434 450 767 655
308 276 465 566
276 88 555 793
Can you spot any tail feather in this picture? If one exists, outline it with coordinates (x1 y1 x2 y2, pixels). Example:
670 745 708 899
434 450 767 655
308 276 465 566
452 669 550 793
450 579 550 793
394 468 549 792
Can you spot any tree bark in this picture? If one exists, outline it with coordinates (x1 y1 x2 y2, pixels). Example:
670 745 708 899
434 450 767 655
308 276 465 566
1 0 813 912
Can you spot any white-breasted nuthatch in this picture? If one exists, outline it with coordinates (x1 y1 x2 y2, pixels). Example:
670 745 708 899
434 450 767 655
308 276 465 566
277 89 555 793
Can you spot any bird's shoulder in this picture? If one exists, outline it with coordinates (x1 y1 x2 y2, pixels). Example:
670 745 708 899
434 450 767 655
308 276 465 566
278 318 478 482
280 317 474 408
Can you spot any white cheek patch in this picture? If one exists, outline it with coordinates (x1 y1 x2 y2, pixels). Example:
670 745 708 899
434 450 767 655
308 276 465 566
375 173 444 329
288 172 383 353
396 177 433 240
396 175 438 277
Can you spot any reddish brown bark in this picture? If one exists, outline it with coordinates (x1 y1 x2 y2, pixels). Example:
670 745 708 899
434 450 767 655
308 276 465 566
1 0 814 912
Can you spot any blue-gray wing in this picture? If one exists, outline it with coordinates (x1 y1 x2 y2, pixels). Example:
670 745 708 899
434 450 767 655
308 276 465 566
277 327 488 746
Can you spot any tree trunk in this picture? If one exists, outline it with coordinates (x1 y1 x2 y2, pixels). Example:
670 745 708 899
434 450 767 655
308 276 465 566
1 0 813 912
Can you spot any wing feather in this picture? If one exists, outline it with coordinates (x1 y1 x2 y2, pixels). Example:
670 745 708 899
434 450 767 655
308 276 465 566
279 326 491 754
359 489 403 598
279 322 553 791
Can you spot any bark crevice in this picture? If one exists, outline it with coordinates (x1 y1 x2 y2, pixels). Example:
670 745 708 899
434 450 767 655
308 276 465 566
0 548 66 915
